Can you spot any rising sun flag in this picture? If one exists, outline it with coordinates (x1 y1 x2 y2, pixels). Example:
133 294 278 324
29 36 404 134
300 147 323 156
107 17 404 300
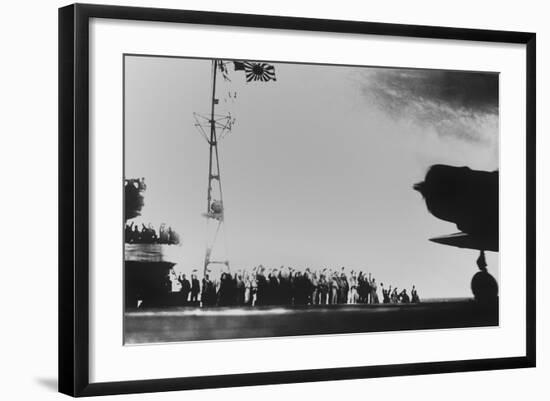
233 61 277 82
197 59 277 278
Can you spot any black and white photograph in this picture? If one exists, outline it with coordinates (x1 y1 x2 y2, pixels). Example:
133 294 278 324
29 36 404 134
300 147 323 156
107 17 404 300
1 0 544 398
124 55 500 344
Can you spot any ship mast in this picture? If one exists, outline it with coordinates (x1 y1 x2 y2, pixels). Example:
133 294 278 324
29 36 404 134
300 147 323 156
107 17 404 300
196 59 231 278
194 59 273 278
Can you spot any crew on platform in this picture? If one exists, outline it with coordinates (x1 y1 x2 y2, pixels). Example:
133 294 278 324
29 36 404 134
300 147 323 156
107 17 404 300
125 222 180 245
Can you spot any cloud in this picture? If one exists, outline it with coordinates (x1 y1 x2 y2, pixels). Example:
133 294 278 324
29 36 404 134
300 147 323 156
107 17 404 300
360 68 499 143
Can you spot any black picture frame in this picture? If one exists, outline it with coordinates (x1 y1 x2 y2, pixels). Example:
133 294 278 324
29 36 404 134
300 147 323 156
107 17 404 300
59 3 536 397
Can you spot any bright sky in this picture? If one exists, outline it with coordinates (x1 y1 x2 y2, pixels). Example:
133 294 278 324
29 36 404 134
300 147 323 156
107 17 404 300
124 55 499 298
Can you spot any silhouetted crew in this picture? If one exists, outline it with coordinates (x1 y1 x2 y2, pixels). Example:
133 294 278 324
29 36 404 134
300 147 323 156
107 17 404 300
365 274 372 303
156 265 421 310
370 277 379 304
309 271 319 305
201 275 215 306
411 285 420 303
255 270 268 306
159 223 169 244
132 225 140 242
318 274 329 304
390 287 399 303
278 271 293 305
178 274 191 305
125 222 134 243
358 272 369 303
244 273 254 305
381 283 390 304
329 275 339 304
293 271 309 306
167 226 180 245
236 274 245 305
349 272 358 304
217 273 229 306
218 272 237 306
190 273 200 303
339 271 349 304
268 271 280 305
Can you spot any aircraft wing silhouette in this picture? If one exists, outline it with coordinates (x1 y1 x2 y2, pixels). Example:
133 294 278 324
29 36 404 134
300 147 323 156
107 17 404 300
429 232 497 252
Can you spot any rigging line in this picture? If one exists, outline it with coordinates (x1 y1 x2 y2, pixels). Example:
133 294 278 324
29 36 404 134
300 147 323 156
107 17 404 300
213 134 224 211
211 220 222 248
222 206 230 267
203 59 218 277
193 124 209 143
203 218 211 269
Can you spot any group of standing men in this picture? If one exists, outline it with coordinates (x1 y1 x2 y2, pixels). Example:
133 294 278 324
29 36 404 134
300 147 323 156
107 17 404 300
166 265 420 307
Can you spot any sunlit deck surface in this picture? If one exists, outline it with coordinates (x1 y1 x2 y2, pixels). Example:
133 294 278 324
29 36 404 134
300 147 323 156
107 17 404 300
124 300 498 344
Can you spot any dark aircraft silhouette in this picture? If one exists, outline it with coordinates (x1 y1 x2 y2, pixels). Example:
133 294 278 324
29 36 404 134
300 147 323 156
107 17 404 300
414 164 498 252
414 164 499 303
